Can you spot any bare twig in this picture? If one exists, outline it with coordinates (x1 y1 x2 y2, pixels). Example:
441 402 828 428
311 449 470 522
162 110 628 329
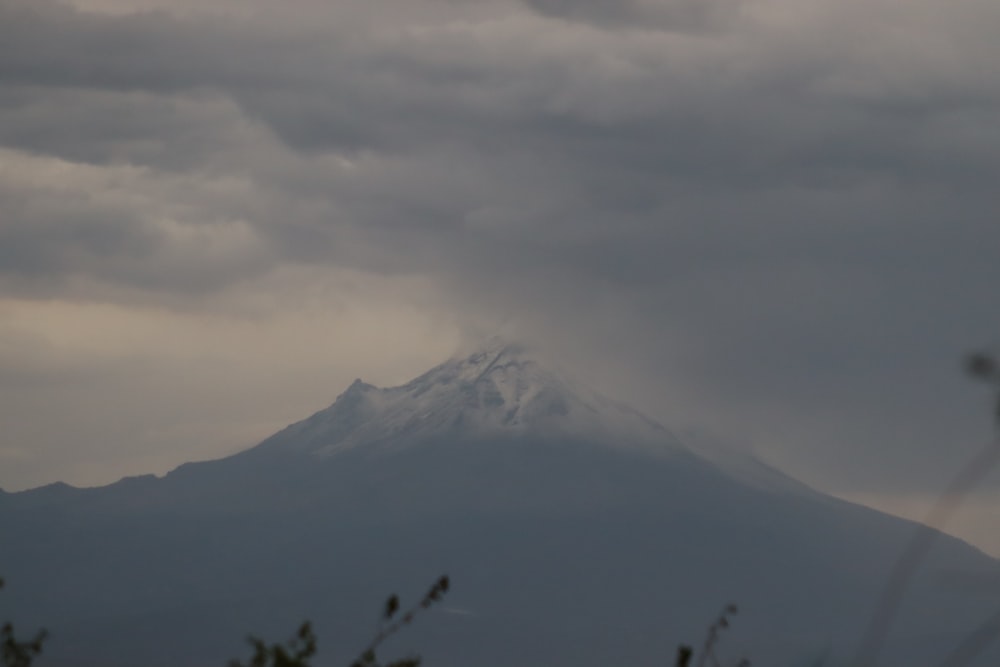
695 604 741 667
852 351 1000 667
350 575 450 667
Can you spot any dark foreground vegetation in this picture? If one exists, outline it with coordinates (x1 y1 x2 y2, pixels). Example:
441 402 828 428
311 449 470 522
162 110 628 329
1 577 46 667
1 571 749 667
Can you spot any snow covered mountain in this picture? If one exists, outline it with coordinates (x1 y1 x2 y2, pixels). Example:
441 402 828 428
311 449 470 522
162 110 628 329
256 338 676 456
2 341 999 667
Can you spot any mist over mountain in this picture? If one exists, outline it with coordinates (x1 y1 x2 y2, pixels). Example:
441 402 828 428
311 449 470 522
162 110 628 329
2 341 999 666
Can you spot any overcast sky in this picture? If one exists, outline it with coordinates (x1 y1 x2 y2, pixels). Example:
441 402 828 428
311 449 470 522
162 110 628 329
2 0 1000 553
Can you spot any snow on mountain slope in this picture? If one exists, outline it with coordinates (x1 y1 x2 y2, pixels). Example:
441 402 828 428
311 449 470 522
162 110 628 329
230 338 827 501
254 338 682 458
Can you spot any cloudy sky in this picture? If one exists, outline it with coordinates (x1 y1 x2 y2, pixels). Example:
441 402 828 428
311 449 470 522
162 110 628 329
2 0 1000 552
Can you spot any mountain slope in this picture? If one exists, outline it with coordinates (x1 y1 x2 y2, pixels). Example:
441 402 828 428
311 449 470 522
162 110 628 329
1 342 999 667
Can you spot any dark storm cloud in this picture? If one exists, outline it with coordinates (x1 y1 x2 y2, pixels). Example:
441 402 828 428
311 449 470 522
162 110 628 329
2 0 1000 501
0 86 251 168
0 1 313 93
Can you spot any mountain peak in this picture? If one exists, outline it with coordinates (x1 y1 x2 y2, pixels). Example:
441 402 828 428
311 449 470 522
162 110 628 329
459 334 524 358
403 338 557 402
256 339 679 458
344 378 376 394
437 336 534 381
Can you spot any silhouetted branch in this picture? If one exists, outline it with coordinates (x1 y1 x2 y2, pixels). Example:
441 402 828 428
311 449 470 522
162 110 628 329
227 576 448 667
690 604 747 667
350 575 450 667
228 622 317 667
853 351 1000 667
0 578 47 667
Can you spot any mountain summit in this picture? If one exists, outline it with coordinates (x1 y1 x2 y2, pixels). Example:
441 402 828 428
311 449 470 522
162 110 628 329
254 338 676 458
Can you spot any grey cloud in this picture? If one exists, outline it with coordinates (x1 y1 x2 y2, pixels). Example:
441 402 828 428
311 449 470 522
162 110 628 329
0 151 274 297
0 182 154 277
5 0 998 187
0 86 259 169
522 0 741 32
